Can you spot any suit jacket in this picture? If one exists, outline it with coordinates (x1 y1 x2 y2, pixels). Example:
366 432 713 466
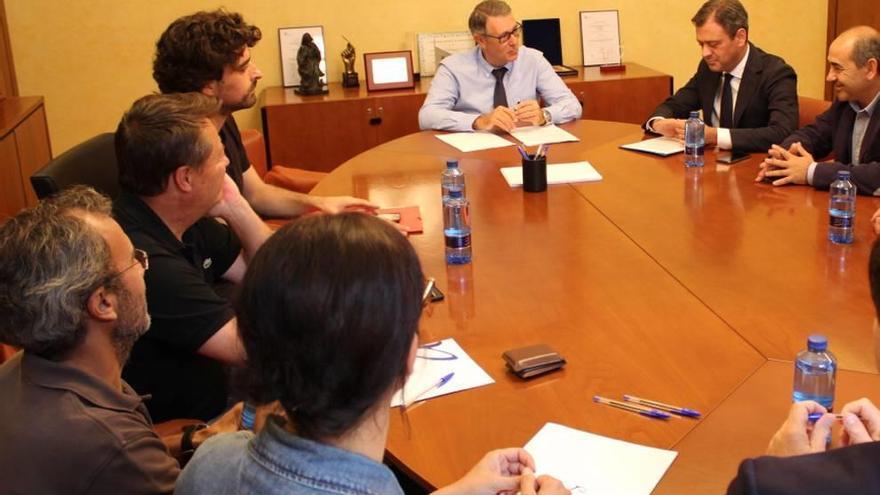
782 99 880 195
647 44 798 153
727 441 880 494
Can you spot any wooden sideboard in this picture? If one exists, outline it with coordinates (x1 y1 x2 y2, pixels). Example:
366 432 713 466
0 96 51 221
260 62 672 172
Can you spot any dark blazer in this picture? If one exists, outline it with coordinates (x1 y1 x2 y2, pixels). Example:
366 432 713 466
727 441 880 494
782 99 880 195
647 43 799 153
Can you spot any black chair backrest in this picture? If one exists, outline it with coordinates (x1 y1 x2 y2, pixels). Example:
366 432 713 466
30 133 119 200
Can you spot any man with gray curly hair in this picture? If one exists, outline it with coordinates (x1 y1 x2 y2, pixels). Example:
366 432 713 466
0 186 238 494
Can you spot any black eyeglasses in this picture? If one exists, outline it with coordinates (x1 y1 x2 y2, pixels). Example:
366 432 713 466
481 22 522 44
114 249 149 278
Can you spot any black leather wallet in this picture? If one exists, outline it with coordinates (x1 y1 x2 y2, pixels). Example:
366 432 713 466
502 344 566 379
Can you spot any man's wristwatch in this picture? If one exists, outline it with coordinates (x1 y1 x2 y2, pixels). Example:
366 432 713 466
542 109 552 126
180 423 208 464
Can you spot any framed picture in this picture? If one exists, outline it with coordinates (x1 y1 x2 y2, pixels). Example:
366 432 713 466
579 10 622 66
363 51 415 91
279 25 326 87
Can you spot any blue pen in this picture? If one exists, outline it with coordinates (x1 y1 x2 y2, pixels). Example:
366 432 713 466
404 372 455 407
516 145 530 160
807 412 844 422
623 394 702 418
594 395 671 420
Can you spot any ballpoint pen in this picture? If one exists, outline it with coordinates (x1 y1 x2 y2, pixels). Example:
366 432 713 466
516 145 530 160
535 144 545 158
808 412 844 422
593 395 671 420
623 394 702 418
404 372 454 408
421 277 436 304
536 144 550 159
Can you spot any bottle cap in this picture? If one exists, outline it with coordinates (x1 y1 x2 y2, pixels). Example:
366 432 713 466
837 170 851 179
807 334 828 352
689 110 700 118
446 160 459 169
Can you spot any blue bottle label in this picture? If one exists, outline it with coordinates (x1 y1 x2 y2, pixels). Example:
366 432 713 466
445 233 471 249
829 215 853 228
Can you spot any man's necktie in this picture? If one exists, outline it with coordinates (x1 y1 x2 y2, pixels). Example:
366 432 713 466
720 72 733 129
492 68 509 108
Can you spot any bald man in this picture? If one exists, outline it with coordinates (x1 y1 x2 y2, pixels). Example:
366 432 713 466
757 26 880 195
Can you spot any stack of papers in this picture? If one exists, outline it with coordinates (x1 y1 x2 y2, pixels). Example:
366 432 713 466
525 423 678 494
435 132 515 152
500 161 602 188
510 124 580 147
390 338 494 407
620 136 685 156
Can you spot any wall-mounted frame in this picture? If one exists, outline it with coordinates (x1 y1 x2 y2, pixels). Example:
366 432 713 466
279 25 326 87
580 10 622 66
363 51 414 92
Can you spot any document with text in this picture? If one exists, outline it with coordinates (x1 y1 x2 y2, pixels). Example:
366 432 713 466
500 161 602 188
524 422 677 495
509 124 579 147
435 132 516 152
620 136 685 156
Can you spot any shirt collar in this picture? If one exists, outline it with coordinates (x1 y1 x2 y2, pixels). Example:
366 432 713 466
850 90 880 116
114 192 184 252
475 45 518 76
20 352 144 413
727 44 750 80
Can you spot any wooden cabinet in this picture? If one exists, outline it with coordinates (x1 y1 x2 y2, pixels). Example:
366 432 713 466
0 97 52 221
261 85 426 172
261 63 671 172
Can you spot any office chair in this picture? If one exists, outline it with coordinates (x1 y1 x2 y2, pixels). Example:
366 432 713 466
29 132 119 200
798 96 832 129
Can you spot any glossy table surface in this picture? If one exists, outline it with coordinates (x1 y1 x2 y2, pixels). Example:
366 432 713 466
311 120 880 493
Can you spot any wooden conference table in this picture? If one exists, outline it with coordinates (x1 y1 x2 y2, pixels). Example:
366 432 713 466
310 120 880 493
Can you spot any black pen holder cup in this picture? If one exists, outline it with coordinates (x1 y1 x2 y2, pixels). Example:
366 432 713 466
522 155 547 192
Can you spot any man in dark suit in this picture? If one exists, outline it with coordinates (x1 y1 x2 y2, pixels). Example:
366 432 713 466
645 0 798 153
758 26 880 195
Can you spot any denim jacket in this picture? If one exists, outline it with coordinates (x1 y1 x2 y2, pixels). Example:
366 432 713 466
175 418 404 495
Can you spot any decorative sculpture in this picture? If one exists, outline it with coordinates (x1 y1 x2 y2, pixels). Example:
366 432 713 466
341 36 359 88
295 33 328 95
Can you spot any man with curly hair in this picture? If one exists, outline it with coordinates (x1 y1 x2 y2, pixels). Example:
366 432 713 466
153 10 376 218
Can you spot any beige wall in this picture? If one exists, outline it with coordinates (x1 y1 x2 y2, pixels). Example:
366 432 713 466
7 0 827 156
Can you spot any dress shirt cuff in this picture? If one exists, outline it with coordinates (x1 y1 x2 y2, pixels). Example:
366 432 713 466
646 117 664 133
716 128 732 150
807 162 818 185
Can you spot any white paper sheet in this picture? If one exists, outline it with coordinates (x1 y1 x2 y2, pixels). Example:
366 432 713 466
509 124 580 147
435 132 515 152
525 423 678 495
620 136 685 156
390 338 494 407
500 162 602 187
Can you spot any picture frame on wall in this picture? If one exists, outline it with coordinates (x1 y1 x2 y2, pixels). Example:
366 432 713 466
279 25 327 87
363 51 415 92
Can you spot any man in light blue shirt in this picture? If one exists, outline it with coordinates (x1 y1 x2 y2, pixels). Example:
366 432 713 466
418 0 581 132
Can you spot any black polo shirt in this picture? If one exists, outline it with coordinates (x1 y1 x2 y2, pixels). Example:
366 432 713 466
113 192 241 422
220 117 251 193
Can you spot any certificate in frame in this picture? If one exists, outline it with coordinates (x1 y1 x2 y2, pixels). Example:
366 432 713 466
580 10 622 67
279 25 326 87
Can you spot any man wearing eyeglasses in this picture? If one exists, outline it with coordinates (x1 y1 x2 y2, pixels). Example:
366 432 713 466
0 186 240 494
418 0 581 132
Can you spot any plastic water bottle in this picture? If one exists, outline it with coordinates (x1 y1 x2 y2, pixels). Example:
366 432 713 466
240 402 256 430
441 159 466 202
828 170 856 244
684 111 705 168
793 335 837 410
443 190 472 264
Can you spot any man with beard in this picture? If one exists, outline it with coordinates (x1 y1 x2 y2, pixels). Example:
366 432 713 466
153 10 376 217
0 186 238 494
